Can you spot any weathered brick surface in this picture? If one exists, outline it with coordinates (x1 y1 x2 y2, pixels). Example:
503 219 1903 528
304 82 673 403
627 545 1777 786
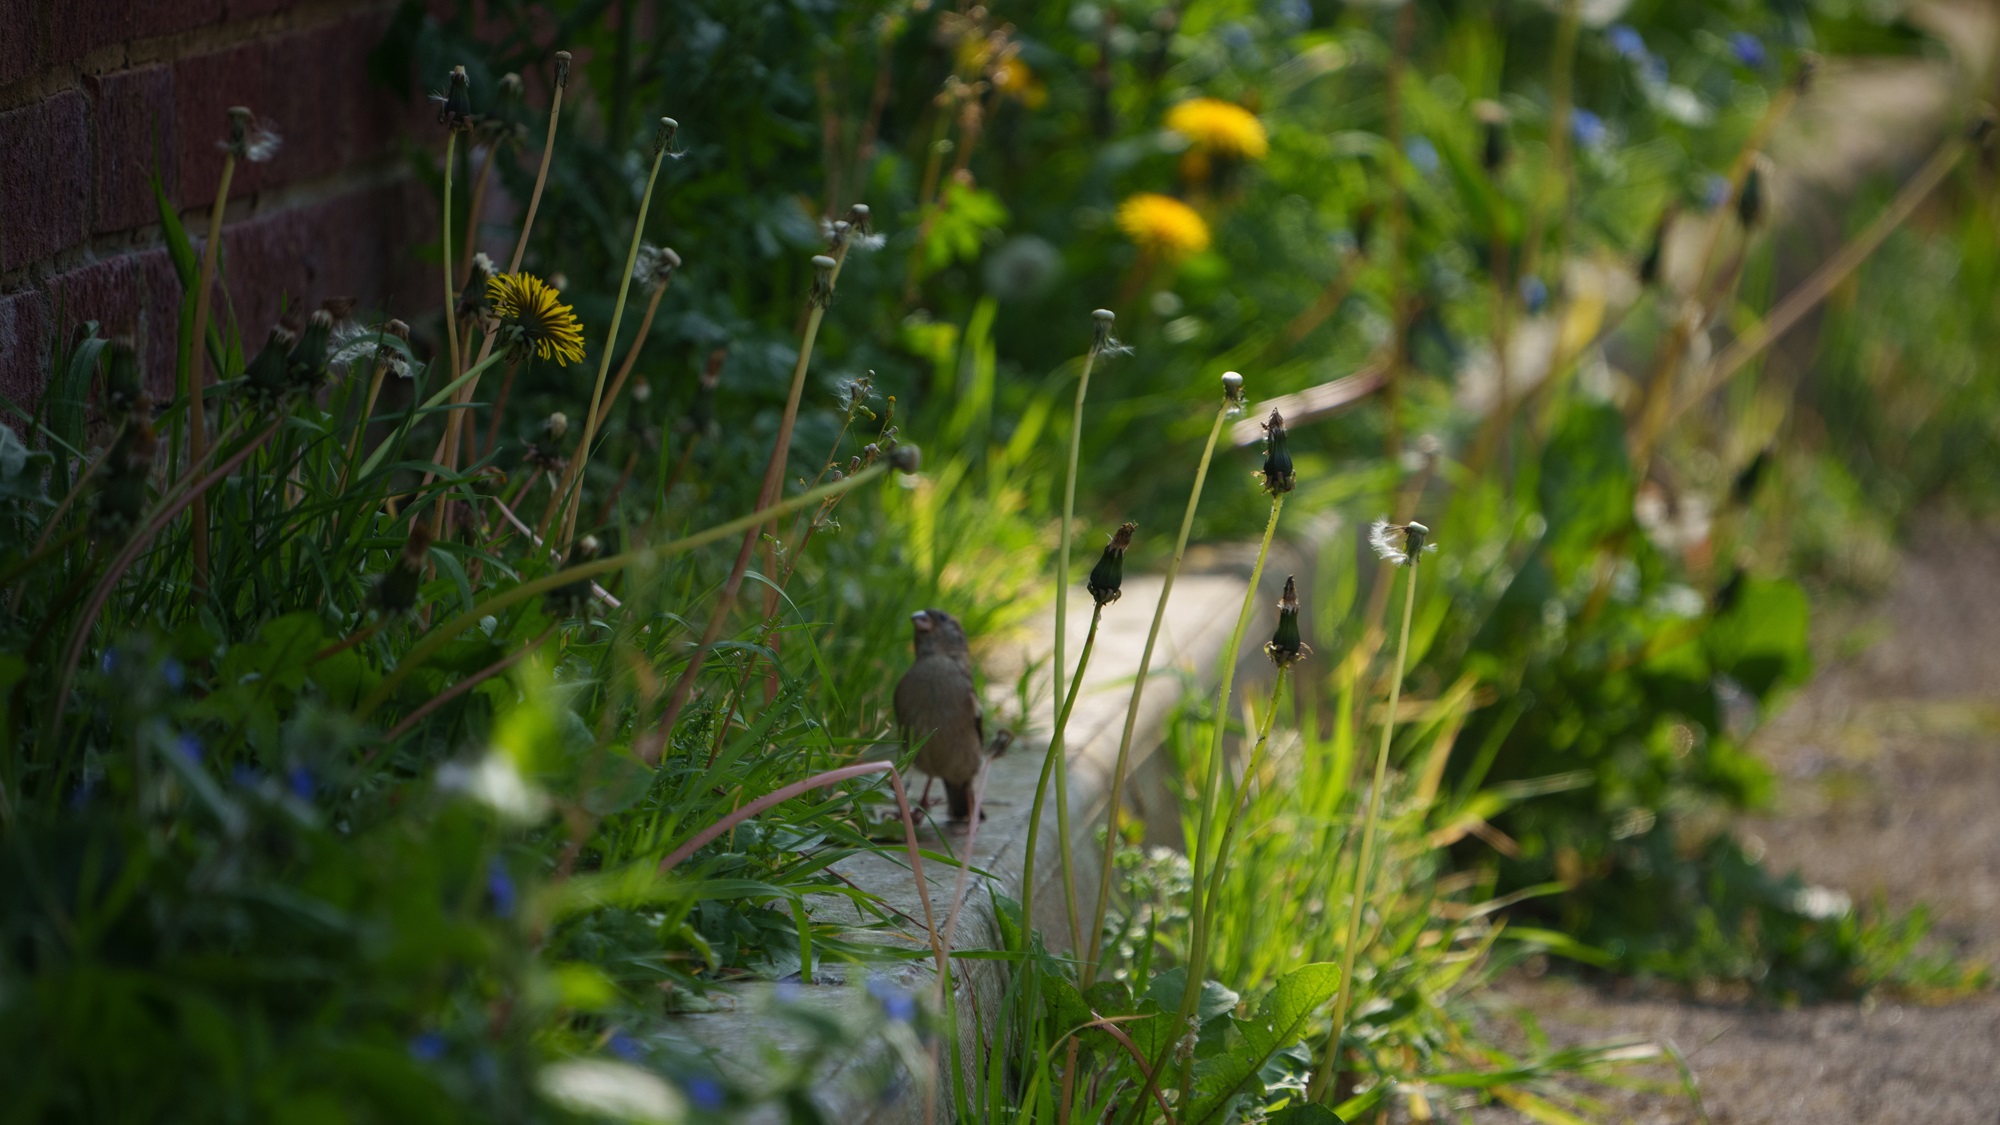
0 91 92 272
90 65 177 235
0 288 51 413
1 1 429 415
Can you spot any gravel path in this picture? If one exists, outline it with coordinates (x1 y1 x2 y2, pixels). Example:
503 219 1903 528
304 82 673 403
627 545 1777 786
1484 524 2000 1124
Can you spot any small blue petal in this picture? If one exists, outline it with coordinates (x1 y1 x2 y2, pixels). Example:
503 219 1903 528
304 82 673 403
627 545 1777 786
176 733 203 763
607 1032 642 1061
1519 275 1549 315
1607 24 1646 60
684 1074 726 1111
1731 33 1767 69
288 765 316 801
99 650 116 674
1570 108 1606 149
408 1032 448 1061
1404 136 1440 177
773 980 804 1004
161 659 185 692
1704 173 1731 210
486 859 517 918
884 994 917 1023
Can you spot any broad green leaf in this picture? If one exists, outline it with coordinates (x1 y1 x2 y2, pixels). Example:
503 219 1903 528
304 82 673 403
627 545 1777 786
1186 962 1342 1125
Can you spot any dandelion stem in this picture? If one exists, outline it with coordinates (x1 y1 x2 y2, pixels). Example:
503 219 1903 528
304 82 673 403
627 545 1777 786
185 146 238 593
1168 492 1284 1097
550 133 669 550
1312 557 1418 1104
1199 669 1291 961
651 244 849 746
1083 399 1231 984
480 357 522 463
509 58 567 275
441 131 464 395
459 142 496 285
1021 603 1102 960
359 462 888 721
1049 324 1106 956
590 279 668 434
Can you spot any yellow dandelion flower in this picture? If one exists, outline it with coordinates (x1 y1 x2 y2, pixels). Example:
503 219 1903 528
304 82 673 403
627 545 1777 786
1117 193 1211 260
487 272 585 366
1165 97 1268 161
992 56 1047 110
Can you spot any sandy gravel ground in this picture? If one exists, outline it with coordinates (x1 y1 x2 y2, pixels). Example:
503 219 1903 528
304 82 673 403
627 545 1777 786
1478 525 2000 1124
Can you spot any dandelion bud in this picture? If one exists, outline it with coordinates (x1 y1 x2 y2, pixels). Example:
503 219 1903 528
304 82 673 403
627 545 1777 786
1221 370 1245 414
438 65 474 132
498 72 525 101
1090 308 1117 352
554 50 573 88
1474 100 1507 174
1637 206 1674 286
1264 574 1312 668
287 309 333 391
653 117 678 156
631 378 652 404
385 319 410 342
104 336 143 420
243 325 296 406
809 254 838 309
847 455 862 474
827 219 852 253
1259 408 1295 495
370 525 432 615
1736 160 1766 228
92 414 158 541
545 535 602 618
1088 521 1136 607
847 202 872 232
889 443 921 473
544 412 569 442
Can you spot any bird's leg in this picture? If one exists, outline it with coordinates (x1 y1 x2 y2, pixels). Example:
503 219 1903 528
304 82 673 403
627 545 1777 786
918 777 936 808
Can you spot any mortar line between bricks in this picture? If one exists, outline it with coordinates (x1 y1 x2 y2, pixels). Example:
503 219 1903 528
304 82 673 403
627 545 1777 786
0 156 417 297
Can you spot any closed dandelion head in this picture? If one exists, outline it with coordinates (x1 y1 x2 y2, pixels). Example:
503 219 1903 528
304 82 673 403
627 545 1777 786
526 412 569 470
371 525 433 615
286 309 334 391
1221 370 1245 416
1088 522 1137 608
242 325 297 407
653 116 680 158
1368 518 1435 566
488 272 584 366
1088 308 1132 357
1259 408 1295 494
632 244 681 290
554 50 573 88
433 66 475 132
888 443 921 473
1264 574 1311 668
459 252 499 326
844 203 885 250
809 254 838 309
1117 192 1210 260
1474 99 1508 173
221 106 282 163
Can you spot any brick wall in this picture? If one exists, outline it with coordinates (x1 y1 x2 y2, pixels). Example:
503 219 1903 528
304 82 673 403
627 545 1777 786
0 0 437 413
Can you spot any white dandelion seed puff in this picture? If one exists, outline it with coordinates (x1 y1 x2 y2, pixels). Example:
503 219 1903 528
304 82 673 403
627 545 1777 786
1369 518 1436 566
328 322 412 379
219 117 283 163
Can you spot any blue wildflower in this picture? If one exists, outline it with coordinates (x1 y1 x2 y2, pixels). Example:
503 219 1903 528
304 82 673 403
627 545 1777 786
487 858 517 918
867 976 917 1024
607 1032 642 1061
287 765 316 801
176 733 203 764
408 1032 448 1061
99 650 116 674
773 979 804 1004
161 658 185 692
683 1074 726 1111
1731 33 1766 69
1607 24 1646 61
1704 173 1731 210
1519 275 1549 315
1404 136 1440 177
1570 108 1606 149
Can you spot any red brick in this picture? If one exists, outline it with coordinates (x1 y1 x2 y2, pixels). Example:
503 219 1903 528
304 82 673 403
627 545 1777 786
138 248 187 396
221 178 434 340
49 0 224 64
173 39 269 210
0 0 35 88
90 65 177 235
0 288 52 418
0 92 91 272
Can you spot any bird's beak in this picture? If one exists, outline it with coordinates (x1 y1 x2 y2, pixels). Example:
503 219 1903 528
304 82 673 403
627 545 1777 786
911 610 933 632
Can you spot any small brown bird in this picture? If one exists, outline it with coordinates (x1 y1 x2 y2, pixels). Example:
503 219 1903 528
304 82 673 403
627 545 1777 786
893 609 997 822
